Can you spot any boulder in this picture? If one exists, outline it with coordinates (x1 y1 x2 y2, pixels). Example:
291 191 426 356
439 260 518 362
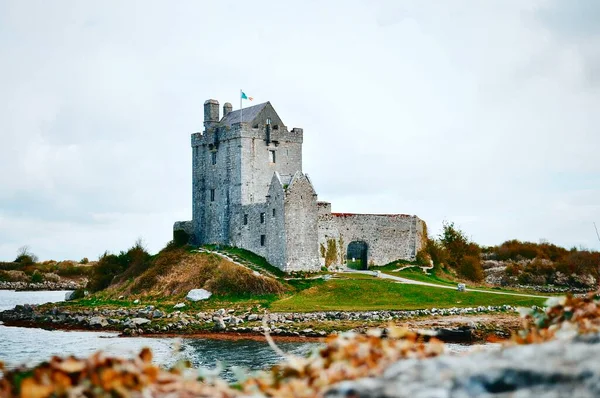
325 333 600 398
457 283 466 292
88 316 108 328
131 317 151 326
214 318 226 330
64 291 75 301
186 289 212 302
152 310 164 318
173 303 186 309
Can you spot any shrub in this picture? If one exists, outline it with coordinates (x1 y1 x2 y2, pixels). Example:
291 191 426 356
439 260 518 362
80 257 89 264
69 288 86 300
426 239 447 267
30 270 43 283
459 255 484 282
0 270 28 282
504 262 522 277
415 248 431 267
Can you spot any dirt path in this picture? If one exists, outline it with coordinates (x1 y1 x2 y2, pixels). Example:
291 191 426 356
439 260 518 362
348 270 550 299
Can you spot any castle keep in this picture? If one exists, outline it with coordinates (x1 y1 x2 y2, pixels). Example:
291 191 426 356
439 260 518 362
174 99 426 272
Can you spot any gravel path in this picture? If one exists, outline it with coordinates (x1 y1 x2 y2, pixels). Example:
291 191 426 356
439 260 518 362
347 270 550 299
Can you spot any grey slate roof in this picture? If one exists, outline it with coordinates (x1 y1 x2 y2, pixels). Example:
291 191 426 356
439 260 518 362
220 102 268 127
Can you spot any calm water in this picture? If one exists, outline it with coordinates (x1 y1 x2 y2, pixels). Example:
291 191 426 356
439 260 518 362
0 290 317 380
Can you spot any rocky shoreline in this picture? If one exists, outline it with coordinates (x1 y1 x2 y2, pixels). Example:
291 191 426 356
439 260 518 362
0 280 83 291
0 303 520 342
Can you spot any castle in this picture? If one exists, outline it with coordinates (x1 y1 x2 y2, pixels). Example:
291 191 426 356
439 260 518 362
173 99 426 272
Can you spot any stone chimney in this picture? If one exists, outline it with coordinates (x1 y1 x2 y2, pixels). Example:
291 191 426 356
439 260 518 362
223 102 233 118
204 99 219 130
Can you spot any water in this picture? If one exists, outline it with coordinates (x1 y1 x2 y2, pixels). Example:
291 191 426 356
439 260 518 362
0 290 317 380
0 290 489 380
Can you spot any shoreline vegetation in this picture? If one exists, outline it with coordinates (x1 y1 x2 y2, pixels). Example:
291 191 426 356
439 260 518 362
2 292 600 397
1 227 597 344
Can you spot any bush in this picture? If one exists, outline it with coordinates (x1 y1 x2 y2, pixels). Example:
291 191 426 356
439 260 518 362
425 239 447 267
69 288 86 300
30 270 43 283
415 248 431 267
89 240 152 292
0 270 28 282
459 255 484 282
80 257 89 264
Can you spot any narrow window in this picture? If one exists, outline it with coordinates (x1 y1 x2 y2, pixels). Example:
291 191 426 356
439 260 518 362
210 189 215 202
272 208 276 217
260 212 265 223
211 151 217 165
243 214 248 225
266 118 271 125
269 150 276 163
260 235 266 246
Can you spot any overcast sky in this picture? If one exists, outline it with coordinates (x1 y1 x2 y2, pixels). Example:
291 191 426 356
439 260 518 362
1 0 599 261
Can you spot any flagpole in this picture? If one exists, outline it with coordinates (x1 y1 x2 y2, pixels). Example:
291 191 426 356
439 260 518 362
240 89 243 129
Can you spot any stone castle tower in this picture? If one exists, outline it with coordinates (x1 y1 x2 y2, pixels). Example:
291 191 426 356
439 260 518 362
174 99 426 272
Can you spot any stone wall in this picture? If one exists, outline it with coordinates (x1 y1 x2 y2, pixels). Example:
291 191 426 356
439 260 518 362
282 172 320 272
318 210 426 267
177 98 426 273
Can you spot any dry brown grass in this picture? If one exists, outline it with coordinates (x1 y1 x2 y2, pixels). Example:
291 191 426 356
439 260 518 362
119 250 285 297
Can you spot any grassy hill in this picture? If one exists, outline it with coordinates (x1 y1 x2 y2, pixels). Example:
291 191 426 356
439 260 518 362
97 246 286 299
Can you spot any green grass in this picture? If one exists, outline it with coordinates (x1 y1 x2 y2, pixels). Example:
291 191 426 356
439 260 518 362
202 245 285 278
269 274 546 312
346 259 365 270
392 266 456 286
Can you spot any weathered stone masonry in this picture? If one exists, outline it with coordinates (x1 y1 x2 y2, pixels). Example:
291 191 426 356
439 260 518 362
174 99 425 272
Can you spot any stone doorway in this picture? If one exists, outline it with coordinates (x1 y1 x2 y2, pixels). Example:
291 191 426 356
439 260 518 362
347 241 368 270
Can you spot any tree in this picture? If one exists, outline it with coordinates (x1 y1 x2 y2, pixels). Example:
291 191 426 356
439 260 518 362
439 221 483 282
14 246 38 265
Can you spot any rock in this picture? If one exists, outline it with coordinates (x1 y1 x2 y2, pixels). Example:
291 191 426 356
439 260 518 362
64 291 75 301
131 318 151 326
214 318 226 330
325 333 600 398
133 299 140 304
186 289 212 301
88 316 108 328
457 283 466 292
152 310 164 319
173 303 186 309
247 314 259 322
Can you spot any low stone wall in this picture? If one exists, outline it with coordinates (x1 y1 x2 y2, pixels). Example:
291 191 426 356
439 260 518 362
0 280 84 291
0 304 517 339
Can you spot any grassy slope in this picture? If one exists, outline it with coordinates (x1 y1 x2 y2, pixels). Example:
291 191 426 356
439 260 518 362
71 249 548 313
104 248 286 300
269 274 546 312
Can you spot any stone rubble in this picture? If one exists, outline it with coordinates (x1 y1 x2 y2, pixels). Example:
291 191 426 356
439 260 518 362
0 304 517 338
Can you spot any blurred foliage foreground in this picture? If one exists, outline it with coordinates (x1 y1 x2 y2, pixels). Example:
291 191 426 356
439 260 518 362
1 291 600 398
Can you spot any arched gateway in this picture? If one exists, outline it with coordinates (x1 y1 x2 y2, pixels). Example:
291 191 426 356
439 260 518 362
347 241 368 270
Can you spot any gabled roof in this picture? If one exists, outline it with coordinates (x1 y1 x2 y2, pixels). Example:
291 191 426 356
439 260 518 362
220 102 268 127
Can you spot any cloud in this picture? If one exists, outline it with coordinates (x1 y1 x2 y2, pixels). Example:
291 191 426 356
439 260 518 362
0 0 598 261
